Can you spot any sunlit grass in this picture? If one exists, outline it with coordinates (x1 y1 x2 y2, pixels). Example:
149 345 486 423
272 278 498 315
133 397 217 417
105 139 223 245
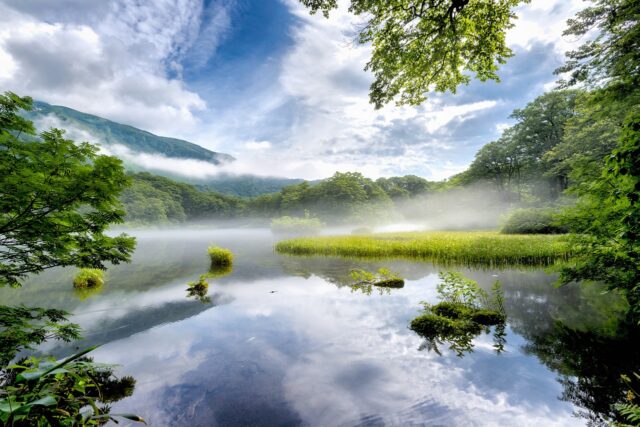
73 268 104 289
207 246 233 267
275 231 572 267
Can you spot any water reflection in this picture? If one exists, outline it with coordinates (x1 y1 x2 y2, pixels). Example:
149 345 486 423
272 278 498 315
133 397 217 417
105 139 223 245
0 228 636 426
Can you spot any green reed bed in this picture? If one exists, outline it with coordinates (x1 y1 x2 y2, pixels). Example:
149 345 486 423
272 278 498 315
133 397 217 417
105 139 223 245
275 231 572 267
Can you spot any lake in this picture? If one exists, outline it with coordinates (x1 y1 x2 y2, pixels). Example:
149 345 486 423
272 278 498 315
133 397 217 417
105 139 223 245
0 228 634 426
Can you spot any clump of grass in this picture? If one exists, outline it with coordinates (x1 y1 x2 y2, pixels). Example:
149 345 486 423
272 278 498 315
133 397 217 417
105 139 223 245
186 275 210 304
73 268 104 289
276 231 571 267
208 246 233 267
271 210 324 236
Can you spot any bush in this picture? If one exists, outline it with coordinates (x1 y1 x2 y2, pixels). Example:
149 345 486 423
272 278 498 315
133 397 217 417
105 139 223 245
271 210 323 236
207 246 233 267
501 208 568 234
73 269 104 289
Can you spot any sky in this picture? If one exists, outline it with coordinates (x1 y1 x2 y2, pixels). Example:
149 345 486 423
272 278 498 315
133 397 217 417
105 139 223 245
0 0 586 181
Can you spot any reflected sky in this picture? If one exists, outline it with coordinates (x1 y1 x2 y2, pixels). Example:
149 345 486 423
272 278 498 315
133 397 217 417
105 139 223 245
0 228 621 426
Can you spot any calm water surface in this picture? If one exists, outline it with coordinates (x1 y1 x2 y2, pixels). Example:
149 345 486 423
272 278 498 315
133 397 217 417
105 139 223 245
0 229 632 426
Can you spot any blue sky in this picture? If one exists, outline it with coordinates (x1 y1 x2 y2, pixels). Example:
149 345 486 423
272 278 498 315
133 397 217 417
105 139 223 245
0 0 585 180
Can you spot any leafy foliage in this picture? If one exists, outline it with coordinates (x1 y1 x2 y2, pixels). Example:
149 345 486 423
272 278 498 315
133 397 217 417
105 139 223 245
0 306 81 367
0 92 135 287
1 346 142 426
411 272 506 356
300 0 529 108
556 0 640 101
616 373 640 427
560 112 640 320
501 208 567 234
0 308 143 425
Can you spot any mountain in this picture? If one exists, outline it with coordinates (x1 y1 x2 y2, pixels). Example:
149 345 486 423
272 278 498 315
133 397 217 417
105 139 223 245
23 101 301 196
26 101 235 164
195 175 304 197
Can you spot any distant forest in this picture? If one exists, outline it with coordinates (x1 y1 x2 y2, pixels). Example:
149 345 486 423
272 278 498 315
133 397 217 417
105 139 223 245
123 88 610 226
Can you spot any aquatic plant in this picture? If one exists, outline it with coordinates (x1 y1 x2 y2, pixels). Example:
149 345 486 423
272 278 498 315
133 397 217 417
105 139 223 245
186 276 211 304
72 268 104 289
411 272 506 356
276 231 571 267
207 246 233 267
270 210 324 236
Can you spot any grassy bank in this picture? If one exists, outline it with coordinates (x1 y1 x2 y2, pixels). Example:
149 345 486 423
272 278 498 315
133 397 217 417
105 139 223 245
275 231 571 267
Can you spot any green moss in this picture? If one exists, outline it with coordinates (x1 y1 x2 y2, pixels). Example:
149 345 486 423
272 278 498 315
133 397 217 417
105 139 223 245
73 268 104 289
207 246 233 267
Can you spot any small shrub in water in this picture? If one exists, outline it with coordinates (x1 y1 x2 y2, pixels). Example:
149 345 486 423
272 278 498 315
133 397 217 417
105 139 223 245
186 276 210 303
73 268 104 289
411 272 507 356
208 246 233 267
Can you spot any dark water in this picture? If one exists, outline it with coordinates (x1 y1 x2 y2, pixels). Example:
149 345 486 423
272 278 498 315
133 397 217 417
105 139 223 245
0 229 635 426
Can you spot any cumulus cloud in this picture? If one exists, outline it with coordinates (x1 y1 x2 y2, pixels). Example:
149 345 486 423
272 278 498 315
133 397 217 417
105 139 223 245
0 0 587 180
0 1 232 137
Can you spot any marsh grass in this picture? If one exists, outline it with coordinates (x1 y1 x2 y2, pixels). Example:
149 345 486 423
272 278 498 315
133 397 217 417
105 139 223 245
276 231 571 267
208 246 233 267
73 268 104 289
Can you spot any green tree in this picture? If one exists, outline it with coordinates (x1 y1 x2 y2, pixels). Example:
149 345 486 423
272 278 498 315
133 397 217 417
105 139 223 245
0 92 143 424
300 0 529 108
0 93 135 287
556 0 640 101
561 112 640 319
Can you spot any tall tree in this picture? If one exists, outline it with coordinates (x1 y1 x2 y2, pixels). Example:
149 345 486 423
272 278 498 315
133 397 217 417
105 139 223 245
0 92 135 287
300 0 529 108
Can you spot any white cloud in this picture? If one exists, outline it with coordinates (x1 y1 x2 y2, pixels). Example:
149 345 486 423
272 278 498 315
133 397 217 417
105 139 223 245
0 1 222 137
245 140 272 151
0 0 590 181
